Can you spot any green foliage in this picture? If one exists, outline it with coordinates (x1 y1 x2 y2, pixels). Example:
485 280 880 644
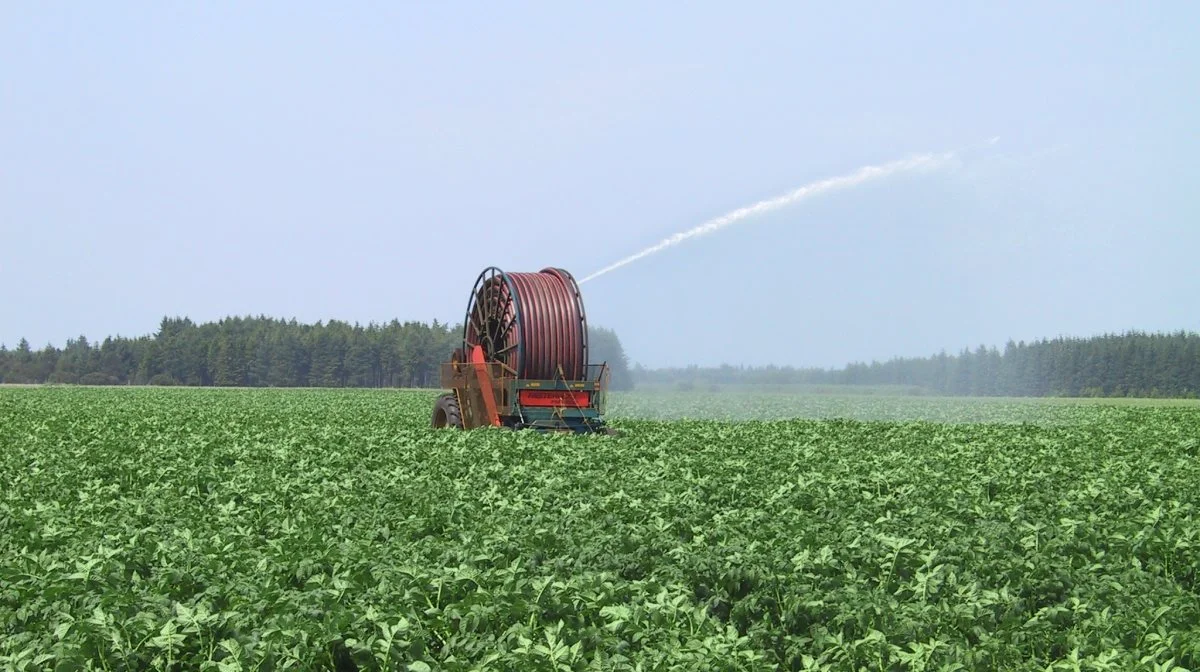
608 389 1200 424
2 388 1200 669
0 317 635 390
587 326 633 391
637 330 1200 398
78 372 120 386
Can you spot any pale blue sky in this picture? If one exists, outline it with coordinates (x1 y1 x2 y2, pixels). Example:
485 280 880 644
2 3 1197 367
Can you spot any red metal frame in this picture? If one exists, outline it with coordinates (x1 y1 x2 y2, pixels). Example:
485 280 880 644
469 345 502 427
518 389 591 408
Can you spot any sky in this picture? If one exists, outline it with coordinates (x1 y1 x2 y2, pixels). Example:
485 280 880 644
2 3 1197 368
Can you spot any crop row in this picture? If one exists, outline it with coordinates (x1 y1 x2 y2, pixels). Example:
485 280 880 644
2 388 1199 670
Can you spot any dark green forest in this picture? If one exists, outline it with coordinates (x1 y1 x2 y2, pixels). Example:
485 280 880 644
637 331 1200 398
0 317 633 390
3 320 1199 397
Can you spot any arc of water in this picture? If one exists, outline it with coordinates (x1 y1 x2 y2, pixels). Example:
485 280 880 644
578 150 957 285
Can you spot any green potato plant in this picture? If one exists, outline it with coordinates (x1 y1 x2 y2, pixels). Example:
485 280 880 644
1 387 1199 670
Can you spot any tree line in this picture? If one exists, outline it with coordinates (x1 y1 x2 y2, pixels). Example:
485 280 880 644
634 330 1200 398
5 322 1198 398
0 316 634 390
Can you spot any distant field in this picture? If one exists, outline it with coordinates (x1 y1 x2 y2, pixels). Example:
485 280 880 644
609 388 1200 424
3 387 1199 669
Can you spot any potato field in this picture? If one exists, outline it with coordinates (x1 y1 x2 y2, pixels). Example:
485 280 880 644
2 387 1199 670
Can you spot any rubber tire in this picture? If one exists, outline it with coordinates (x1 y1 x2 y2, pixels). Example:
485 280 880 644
432 393 464 429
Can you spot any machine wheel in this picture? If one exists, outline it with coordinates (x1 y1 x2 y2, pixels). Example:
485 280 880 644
432 393 463 429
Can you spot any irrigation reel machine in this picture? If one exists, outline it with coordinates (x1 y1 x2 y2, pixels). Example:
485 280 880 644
431 266 617 435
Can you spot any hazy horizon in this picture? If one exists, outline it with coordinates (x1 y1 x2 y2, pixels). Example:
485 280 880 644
3 3 1197 369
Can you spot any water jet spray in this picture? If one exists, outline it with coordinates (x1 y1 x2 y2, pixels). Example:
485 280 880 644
578 144 989 285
